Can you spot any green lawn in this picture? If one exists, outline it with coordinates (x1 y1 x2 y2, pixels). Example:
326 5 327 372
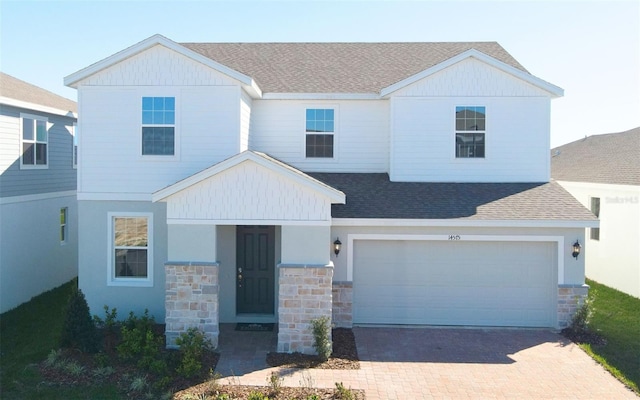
581 278 640 394
0 279 122 400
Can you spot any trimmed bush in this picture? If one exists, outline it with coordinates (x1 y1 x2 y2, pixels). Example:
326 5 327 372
60 286 99 353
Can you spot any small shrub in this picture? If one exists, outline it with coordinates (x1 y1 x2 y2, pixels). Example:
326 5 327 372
93 305 118 329
306 395 320 400
64 360 86 376
94 351 110 368
129 375 148 392
569 289 597 335
44 349 63 368
310 316 332 361
247 391 268 400
267 370 283 394
335 382 355 400
117 310 166 373
175 327 213 378
60 286 99 353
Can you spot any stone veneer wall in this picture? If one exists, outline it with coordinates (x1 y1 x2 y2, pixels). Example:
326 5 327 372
165 262 219 349
277 265 333 354
557 284 589 329
332 281 353 328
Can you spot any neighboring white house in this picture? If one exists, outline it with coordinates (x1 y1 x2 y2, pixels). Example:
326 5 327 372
0 72 78 313
551 128 640 298
64 34 597 353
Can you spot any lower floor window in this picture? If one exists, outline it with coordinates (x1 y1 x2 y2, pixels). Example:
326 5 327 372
60 208 67 243
109 213 153 285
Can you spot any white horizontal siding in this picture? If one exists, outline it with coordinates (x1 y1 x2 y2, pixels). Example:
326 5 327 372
78 45 237 87
390 96 550 182
250 100 389 173
392 57 550 97
79 86 241 196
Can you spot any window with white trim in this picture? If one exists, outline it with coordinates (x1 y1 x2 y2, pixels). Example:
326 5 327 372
590 197 600 240
455 106 485 158
60 208 68 244
21 113 48 167
108 213 153 286
72 123 78 168
305 108 334 158
142 97 175 156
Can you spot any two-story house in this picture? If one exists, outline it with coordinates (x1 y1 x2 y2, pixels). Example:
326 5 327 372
0 72 78 313
64 35 597 353
551 128 640 298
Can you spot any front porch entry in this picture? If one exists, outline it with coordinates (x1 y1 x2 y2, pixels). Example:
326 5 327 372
154 151 346 352
236 225 275 315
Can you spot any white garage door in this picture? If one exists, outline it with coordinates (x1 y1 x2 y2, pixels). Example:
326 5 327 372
353 240 556 327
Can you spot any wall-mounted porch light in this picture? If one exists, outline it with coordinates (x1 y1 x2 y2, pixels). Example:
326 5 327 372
572 240 581 259
333 238 342 256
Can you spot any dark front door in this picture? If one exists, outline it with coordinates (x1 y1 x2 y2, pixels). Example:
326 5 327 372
236 225 275 314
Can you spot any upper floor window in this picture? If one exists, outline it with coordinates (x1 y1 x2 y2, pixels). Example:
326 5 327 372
305 108 334 158
455 106 485 158
108 213 153 287
21 113 48 168
590 197 600 240
72 123 78 168
142 97 175 156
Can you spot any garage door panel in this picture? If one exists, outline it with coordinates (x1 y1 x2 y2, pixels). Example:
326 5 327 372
353 240 556 327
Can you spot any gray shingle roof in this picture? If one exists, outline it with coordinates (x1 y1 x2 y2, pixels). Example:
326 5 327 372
0 72 77 113
180 42 527 93
551 127 640 186
309 173 597 221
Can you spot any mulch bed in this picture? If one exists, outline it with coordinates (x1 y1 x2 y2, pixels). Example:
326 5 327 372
266 328 360 369
561 327 607 346
38 326 362 399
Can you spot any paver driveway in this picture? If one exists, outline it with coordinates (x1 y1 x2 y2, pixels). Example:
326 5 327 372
216 326 636 399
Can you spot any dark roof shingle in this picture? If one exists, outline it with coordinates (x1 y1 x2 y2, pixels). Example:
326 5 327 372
0 72 77 113
551 127 640 186
309 173 596 221
180 42 527 93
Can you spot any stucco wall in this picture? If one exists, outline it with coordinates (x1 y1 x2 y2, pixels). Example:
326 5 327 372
558 181 640 298
78 200 167 321
1 194 77 312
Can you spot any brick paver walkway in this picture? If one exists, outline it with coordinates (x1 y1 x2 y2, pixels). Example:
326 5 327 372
215 325 637 399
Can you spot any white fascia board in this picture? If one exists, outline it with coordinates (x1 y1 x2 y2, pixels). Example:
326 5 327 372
380 49 564 98
167 218 330 226
332 218 598 228
152 151 345 203
262 93 380 100
64 34 258 92
0 97 77 118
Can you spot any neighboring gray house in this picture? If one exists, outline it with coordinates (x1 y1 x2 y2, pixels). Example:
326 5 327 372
551 127 640 298
0 72 78 313
65 35 597 353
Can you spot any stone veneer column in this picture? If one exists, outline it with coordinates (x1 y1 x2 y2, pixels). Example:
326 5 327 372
332 281 353 328
277 264 333 354
165 262 219 349
557 284 589 328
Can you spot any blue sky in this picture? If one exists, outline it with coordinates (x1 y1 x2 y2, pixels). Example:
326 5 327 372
1 0 638 147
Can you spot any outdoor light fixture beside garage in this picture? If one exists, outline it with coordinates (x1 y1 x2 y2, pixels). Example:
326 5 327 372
572 240 581 259
334 238 342 256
